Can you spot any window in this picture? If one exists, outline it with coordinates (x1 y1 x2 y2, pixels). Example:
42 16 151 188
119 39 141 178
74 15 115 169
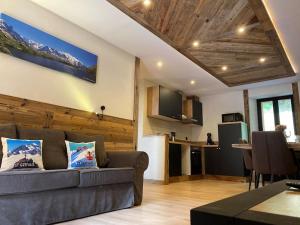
257 95 296 136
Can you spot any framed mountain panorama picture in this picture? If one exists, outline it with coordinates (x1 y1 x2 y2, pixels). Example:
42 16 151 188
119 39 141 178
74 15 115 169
0 13 98 83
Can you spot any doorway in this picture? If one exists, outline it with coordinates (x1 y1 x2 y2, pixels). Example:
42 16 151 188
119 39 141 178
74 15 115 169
257 95 296 137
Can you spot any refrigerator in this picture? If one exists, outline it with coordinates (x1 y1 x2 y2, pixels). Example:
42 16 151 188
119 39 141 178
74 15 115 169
205 122 248 176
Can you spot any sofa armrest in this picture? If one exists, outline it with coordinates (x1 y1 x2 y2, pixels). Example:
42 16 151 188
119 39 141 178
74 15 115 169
106 151 149 171
106 151 149 206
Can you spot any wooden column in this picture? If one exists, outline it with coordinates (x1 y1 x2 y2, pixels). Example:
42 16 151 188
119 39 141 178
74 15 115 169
164 135 170 185
243 90 251 140
292 82 300 135
132 57 141 150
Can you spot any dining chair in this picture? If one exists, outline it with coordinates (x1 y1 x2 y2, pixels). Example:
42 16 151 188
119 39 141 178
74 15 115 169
266 131 298 180
252 132 271 188
240 139 254 191
252 131 298 188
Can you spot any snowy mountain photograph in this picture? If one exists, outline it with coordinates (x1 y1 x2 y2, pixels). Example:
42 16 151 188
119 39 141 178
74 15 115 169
0 13 98 83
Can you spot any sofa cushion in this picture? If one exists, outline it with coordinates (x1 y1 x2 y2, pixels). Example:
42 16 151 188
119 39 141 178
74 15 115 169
0 169 79 195
66 141 98 169
65 132 108 167
0 124 17 167
18 127 68 169
78 167 134 187
1 138 44 170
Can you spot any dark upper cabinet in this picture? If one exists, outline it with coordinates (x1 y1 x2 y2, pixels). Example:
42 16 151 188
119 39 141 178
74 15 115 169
159 86 182 120
147 85 182 121
183 97 203 126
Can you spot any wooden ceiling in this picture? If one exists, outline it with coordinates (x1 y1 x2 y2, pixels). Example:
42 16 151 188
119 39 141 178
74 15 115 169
107 0 295 86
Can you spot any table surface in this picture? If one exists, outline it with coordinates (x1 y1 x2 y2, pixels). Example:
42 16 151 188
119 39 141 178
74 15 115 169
232 142 300 151
250 190 300 218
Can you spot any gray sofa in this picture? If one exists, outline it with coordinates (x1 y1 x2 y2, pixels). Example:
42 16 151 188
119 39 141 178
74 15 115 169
0 124 149 225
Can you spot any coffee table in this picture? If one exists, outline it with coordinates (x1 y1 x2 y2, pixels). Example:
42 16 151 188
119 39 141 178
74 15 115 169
191 180 300 225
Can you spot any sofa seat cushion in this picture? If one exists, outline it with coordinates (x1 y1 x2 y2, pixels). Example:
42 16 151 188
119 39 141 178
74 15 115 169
78 167 134 187
0 169 79 195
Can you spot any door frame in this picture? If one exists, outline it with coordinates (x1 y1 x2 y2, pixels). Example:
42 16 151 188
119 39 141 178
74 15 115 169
257 95 296 132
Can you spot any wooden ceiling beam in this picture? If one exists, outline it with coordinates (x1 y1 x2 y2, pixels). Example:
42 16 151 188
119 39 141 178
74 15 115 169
248 0 295 76
108 0 295 87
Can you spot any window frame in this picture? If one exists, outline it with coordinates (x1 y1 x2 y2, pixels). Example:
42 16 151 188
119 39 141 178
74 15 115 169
257 95 296 132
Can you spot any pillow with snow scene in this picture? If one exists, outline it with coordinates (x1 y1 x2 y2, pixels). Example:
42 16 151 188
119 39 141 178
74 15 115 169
66 141 98 169
1 138 43 171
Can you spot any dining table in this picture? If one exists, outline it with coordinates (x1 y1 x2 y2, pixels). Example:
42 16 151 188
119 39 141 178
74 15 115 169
232 142 300 151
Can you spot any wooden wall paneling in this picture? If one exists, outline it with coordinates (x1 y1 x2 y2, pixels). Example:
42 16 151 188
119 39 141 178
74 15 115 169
292 83 300 135
107 0 295 86
0 94 134 151
147 86 159 117
133 57 141 150
164 134 170 185
243 89 251 140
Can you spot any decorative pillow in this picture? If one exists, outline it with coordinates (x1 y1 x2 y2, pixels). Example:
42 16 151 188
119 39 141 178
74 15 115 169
1 138 43 170
66 141 98 169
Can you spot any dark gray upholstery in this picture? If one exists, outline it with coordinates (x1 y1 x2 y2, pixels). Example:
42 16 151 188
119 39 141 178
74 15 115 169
0 124 149 224
65 131 108 167
252 131 298 176
79 167 134 187
0 183 134 225
0 124 17 166
107 151 149 205
18 127 68 169
0 169 79 195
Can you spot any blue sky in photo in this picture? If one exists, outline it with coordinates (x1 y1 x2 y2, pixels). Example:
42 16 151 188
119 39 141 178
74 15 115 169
6 139 41 153
1 13 98 67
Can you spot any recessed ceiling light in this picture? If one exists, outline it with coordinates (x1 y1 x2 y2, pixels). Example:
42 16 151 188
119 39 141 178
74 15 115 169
156 61 163 68
190 80 195 85
222 66 228 71
259 57 266 63
238 26 245 34
143 0 151 7
192 41 199 47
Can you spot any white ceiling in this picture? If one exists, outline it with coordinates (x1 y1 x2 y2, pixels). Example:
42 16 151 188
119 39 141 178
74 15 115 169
31 0 300 96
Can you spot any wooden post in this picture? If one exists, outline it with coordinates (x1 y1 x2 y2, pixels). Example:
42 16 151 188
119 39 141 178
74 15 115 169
133 57 140 150
243 90 251 141
164 134 170 185
292 82 300 135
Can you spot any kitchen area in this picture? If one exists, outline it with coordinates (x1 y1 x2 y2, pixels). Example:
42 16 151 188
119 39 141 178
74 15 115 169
138 80 248 184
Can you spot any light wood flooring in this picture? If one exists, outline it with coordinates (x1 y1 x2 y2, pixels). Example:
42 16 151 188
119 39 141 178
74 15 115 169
59 179 248 225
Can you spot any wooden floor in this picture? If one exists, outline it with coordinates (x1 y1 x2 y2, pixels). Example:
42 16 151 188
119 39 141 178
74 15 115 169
59 179 248 225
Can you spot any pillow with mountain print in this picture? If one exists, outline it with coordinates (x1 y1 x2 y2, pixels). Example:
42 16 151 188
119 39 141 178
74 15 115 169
1 138 44 171
66 141 98 169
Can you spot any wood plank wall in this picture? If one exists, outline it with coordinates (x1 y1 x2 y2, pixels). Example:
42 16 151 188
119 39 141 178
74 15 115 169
0 93 134 151
243 90 251 141
292 82 300 135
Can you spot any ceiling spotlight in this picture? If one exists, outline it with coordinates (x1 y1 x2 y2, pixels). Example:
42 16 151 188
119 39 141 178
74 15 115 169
259 57 266 63
190 80 195 85
143 0 151 7
238 26 245 34
192 41 199 47
156 61 163 68
222 65 228 71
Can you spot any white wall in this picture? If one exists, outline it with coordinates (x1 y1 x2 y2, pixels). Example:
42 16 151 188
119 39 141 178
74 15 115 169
138 135 166 180
192 91 244 141
0 0 135 120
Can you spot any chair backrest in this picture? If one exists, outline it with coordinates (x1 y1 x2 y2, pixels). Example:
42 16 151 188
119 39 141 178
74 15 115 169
266 131 298 175
252 132 271 174
252 131 297 175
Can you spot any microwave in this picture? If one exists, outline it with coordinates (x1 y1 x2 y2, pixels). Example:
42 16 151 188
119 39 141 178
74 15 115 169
222 113 243 123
